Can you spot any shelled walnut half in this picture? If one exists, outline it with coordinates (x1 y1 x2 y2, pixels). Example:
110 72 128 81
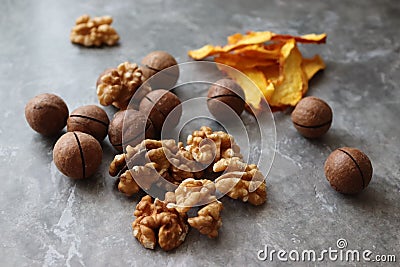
132 195 189 251
186 126 242 164
214 157 267 206
97 62 145 109
188 201 223 238
70 14 119 47
165 178 217 213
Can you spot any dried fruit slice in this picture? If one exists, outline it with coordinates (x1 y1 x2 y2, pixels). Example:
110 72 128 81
215 53 275 69
227 33 244 44
272 33 327 44
269 39 308 106
188 45 226 60
217 64 270 111
232 44 282 60
258 64 280 84
225 31 273 48
188 31 274 60
302 55 326 81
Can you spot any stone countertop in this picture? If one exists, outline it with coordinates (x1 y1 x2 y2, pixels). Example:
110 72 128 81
0 0 399 266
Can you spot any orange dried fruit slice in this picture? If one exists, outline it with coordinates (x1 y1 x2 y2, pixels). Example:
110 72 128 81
269 39 308 106
215 53 276 69
302 55 326 80
217 64 268 110
271 33 327 44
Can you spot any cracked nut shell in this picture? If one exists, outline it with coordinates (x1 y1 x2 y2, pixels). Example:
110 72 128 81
291 96 332 138
139 89 182 133
207 79 245 121
53 131 102 179
108 109 155 152
67 105 109 141
140 51 179 89
25 93 69 136
324 147 373 194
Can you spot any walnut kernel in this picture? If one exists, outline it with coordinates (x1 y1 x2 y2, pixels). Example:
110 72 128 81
167 178 217 213
132 195 188 251
70 14 119 47
188 201 223 238
97 62 144 109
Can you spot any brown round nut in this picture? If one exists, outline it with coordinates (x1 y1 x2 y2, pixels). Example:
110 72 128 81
324 147 373 194
108 109 155 152
25 93 69 136
140 51 179 89
207 78 245 121
53 131 102 179
139 89 182 133
67 105 110 141
291 96 332 138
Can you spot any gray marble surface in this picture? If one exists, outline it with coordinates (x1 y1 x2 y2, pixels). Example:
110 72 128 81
1 0 399 266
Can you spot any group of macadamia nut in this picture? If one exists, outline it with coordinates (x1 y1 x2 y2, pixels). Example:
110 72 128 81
290 96 373 194
25 93 108 179
24 49 182 181
109 126 267 251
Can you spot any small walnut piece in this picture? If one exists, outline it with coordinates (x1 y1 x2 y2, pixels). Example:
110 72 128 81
188 201 223 238
214 158 267 206
187 126 242 164
167 178 217 213
109 153 126 177
213 156 247 172
132 195 189 251
97 62 144 109
70 14 119 47
118 170 141 196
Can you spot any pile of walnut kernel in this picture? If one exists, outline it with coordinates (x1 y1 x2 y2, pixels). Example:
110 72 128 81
109 126 267 251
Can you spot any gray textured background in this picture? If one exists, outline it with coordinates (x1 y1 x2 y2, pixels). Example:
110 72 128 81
0 0 399 266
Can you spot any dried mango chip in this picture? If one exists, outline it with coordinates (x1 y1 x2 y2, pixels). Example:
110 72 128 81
188 31 274 60
241 68 275 103
258 64 280 84
272 33 327 44
233 44 282 60
188 45 225 60
217 64 269 110
188 30 326 110
227 33 244 44
227 31 273 47
302 55 326 80
269 39 308 106
215 53 276 69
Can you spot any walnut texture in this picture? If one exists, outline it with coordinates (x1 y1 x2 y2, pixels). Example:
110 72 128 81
70 14 119 47
97 62 144 109
214 159 267 206
109 139 204 196
166 178 217 213
118 170 141 196
188 201 223 238
109 153 126 177
186 126 242 164
132 195 188 251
